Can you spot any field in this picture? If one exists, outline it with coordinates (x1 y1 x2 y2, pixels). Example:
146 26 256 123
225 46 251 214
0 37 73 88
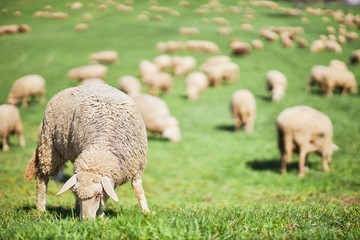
0 0 360 239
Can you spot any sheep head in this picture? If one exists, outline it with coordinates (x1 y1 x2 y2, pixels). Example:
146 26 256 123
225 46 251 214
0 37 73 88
57 172 118 220
6 93 18 105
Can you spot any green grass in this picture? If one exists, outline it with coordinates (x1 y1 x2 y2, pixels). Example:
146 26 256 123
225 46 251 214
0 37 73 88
0 0 360 239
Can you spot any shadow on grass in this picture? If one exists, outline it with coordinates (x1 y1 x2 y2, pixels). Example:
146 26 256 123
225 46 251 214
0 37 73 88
147 133 169 142
216 124 235 132
247 158 302 173
256 94 272 102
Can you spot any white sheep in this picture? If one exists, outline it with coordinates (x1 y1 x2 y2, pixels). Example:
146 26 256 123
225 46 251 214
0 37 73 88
117 75 141 94
310 39 325 53
185 72 208 100
329 59 347 71
199 55 231 72
306 65 329 93
349 49 360 65
129 93 181 142
0 104 25 152
265 70 287 101
230 39 251 55
88 50 119 64
7 74 46 108
230 89 256 133
143 72 173 96
277 105 338 178
172 56 196 77
153 54 173 71
67 64 108 80
252 39 263 50
74 23 89 31
24 85 150 219
138 60 160 81
320 68 357 96
204 62 239 87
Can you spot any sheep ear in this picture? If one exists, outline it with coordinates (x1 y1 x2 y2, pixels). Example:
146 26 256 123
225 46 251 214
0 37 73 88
332 143 339 151
101 176 119 202
57 174 77 195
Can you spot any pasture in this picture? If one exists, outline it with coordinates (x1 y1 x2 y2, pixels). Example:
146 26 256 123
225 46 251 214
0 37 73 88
0 0 360 239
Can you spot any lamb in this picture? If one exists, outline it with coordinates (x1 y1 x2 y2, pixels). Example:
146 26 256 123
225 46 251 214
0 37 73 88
88 50 119 64
320 68 357 96
129 93 181 142
143 71 173 96
0 104 25 152
67 64 108 80
265 70 287 101
7 74 46 108
24 85 150 219
230 89 256 133
276 105 338 177
118 75 141 94
185 72 208 100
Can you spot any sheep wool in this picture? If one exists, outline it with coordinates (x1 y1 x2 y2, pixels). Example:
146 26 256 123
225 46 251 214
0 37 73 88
185 71 208 100
265 70 287 101
276 105 338 178
67 64 108 80
7 74 46 108
24 85 150 219
0 104 25 152
118 75 141 94
231 89 256 133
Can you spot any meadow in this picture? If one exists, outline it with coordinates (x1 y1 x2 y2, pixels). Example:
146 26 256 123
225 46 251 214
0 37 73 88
0 0 360 239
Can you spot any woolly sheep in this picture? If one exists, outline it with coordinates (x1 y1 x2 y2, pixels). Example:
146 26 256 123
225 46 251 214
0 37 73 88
129 93 181 142
89 50 118 64
0 104 25 152
260 29 278 42
320 68 357 96
139 60 160 80
143 71 173 96
204 62 239 87
310 39 325 53
276 105 338 178
153 54 172 71
297 38 308 48
265 70 287 101
7 74 46 108
306 65 329 93
24 85 150 219
325 40 342 54
230 39 251 55
329 59 347 70
118 75 141 94
185 40 219 53
185 71 208 100
74 23 89 31
252 39 263 50
172 56 196 77
200 55 231 72
231 89 256 133
67 64 108 80
349 49 360 65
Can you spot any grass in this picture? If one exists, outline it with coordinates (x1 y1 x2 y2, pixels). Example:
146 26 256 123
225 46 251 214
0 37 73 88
0 0 360 239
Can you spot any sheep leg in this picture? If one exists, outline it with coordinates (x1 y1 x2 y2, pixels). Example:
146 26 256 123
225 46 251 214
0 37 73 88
281 135 293 174
15 122 25 147
298 148 307 178
131 177 150 214
36 177 49 211
321 153 330 172
245 115 254 133
2 136 9 152
40 91 46 105
21 96 28 108
233 115 241 132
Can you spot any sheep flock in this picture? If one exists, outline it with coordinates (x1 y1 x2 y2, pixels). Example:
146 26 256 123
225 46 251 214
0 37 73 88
1 0 360 222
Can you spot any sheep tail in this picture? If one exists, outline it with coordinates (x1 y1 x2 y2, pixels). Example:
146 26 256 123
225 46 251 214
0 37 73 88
24 150 37 181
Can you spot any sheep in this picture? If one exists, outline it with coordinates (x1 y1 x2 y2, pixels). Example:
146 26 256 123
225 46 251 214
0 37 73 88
185 40 219 53
320 68 357 96
153 54 172 71
306 65 329 93
276 105 338 178
143 72 173 96
138 60 160 81
199 55 231 72
310 39 325 53
7 74 46 108
24 85 150 219
204 62 239 87
0 104 25 152
118 75 141 94
260 29 278 42
325 40 342 54
74 23 89 31
230 39 251 55
185 72 208 100
329 59 347 71
172 56 196 77
241 23 253 31
79 78 106 86
179 27 199 36
349 49 360 65
230 89 256 133
129 93 181 142
218 27 232 36
67 64 108 80
265 70 287 101
252 39 263 50
297 38 308 48
88 50 119 64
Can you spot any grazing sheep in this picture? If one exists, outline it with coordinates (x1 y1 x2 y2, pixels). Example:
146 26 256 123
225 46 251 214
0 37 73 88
329 59 347 70
310 39 325 53
172 56 196 77
67 64 108 80
89 50 119 64
338 35 346 45
24 85 150 219
252 39 263 50
320 68 357 96
231 89 256 133
153 54 172 71
276 105 338 178
218 27 232 36
265 70 287 101
143 72 173 96
185 72 208 100
204 62 239 87
230 39 251 55
185 40 219 53
260 29 278 42
82 13 93 21
179 27 199 36
297 38 308 48
306 65 329 93
129 93 181 142
7 74 46 108
74 23 89 31
0 104 25 152
138 60 160 81
199 55 231 72
79 78 106 86
241 23 253 31
325 40 342 54
349 49 360 65
118 75 141 94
